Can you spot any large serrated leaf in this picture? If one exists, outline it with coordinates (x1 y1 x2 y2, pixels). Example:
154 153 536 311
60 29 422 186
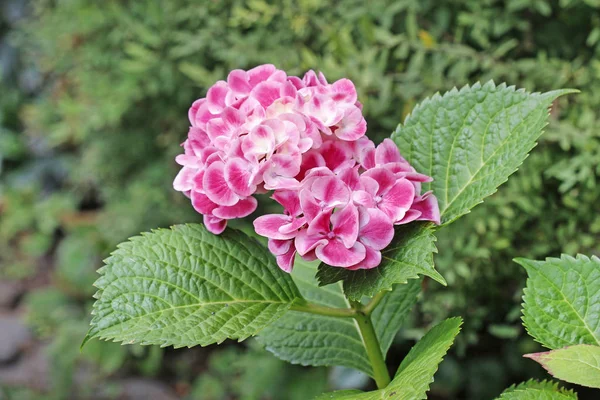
392 81 576 225
525 344 600 389
497 380 578 399
313 317 462 400
317 223 440 300
257 259 420 376
515 254 600 349
84 224 301 348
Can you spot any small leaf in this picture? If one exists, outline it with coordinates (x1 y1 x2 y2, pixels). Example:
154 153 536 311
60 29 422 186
390 317 462 399
497 379 577 399
312 317 462 400
317 223 441 300
392 81 577 225
525 344 600 389
515 254 600 349
258 259 420 376
84 224 300 348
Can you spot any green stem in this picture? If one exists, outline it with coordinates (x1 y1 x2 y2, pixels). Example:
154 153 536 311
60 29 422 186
291 296 392 389
362 290 388 315
353 308 391 389
290 300 356 318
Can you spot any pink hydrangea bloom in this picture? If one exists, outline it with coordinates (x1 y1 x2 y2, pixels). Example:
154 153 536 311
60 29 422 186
174 65 439 272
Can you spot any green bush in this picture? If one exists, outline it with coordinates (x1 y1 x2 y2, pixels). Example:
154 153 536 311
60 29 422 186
1 0 598 398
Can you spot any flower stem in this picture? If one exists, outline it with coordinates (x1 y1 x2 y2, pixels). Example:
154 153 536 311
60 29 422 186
352 308 391 389
291 296 392 389
290 299 356 318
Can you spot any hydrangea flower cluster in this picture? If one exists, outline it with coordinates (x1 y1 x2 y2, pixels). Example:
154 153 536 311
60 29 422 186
174 64 439 272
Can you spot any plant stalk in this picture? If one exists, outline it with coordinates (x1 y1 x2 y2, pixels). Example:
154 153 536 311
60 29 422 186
290 300 356 318
291 295 392 389
353 309 391 389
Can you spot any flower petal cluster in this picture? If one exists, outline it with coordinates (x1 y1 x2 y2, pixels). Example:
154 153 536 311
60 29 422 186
174 65 439 272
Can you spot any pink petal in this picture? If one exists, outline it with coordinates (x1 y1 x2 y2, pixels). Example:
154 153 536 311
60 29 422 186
248 64 277 87
306 210 332 237
316 240 366 268
227 69 251 94
331 204 359 248
298 151 326 181
187 127 211 151
206 81 228 114
299 190 322 222
203 161 239 206
347 246 381 270
263 174 300 191
252 81 282 108
396 209 422 225
311 176 350 207
361 147 376 169
379 178 415 222
173 167 197 192
302 70 320 87
413 192 441 225
206 118 231 141
331 79 358 104
221 106 245 127
280 81 298 98
295 229 328 256
270 153 301 178
212 197 257 219
204 214 227 235
319 140 354 172
334 106 366 141
338 167 360 190
301 250 318 262
276 245 296 273
268 239 292 256
359 176 379 196
224 158 257 197
272 190 301 216
375 138 405 165
191 191 217 214
253 214 296 240
188 99 204 127
358 208 394 250
279 216 306 234
352 190 376 208
362 168 396 194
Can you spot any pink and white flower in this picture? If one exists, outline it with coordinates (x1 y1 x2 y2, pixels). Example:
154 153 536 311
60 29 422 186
174 65 440 270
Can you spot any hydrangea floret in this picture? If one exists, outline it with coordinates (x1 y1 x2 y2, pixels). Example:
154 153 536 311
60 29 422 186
174 64 440 272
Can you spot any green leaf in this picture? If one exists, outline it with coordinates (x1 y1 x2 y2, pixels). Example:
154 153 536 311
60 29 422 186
257 259 420 376
392 81 576 225
84 224 301 348
317 223 442 300
390 317 462 399
497 380 577 399
515 254 600 349
372 278 421 355
525 344 600 389
312 317 462 400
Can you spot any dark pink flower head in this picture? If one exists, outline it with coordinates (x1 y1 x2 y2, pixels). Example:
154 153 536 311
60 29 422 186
175 65 439 270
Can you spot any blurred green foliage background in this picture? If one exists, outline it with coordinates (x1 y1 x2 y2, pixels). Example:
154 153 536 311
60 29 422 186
1 0 599 399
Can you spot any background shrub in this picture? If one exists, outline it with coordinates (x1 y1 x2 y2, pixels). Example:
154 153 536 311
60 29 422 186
1 0 598 399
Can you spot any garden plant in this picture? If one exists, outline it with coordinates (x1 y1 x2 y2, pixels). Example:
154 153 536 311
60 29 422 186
80 64 598 398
